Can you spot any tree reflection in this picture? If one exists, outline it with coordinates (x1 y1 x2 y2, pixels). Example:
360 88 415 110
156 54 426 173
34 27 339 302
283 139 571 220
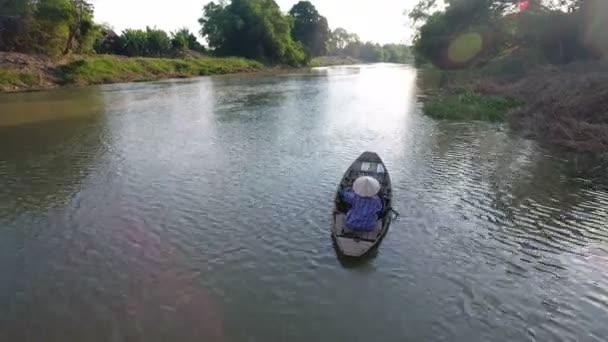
0 88 106 219
424 121 608 271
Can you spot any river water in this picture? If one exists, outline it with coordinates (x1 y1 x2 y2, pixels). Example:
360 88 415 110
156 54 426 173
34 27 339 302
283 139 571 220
1 65 607 342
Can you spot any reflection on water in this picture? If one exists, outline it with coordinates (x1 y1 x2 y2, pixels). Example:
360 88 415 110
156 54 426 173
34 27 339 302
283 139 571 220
1 65 608 342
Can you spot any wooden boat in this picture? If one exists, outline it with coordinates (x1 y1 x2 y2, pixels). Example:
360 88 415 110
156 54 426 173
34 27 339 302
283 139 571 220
332 152 397 257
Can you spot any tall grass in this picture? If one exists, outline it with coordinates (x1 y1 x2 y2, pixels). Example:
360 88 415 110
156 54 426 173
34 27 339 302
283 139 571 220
424 89 521 122
308 56 359 67
59 55 263 86
0 69 41 91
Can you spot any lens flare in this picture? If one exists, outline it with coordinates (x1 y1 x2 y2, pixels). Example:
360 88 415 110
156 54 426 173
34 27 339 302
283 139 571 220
447 32 483 65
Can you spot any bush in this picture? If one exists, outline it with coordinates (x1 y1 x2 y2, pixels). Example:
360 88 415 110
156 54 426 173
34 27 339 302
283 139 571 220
424 89 521 121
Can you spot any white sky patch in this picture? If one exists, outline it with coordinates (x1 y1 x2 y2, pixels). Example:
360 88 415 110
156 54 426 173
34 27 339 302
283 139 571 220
92 0 419 44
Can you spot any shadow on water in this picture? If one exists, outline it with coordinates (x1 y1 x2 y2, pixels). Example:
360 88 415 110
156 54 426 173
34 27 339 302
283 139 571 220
0 88 107 220
423 119 608 277
0 85 227 342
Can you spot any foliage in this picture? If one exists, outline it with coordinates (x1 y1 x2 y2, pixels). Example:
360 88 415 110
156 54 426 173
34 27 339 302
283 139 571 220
199 0 306 66
0 14 23 51
171 27 205 54
144 27 172 57
324 27 413 64
383 44 415 63
0 68 39 91
2 0 411 67
341 41 382 62
308 55 359 67
328 28 359 55
62 0 96 55
113 27 173 57
59 55 262 85
289 1 330 58
0 0 31 15
409 0 593 69
0 0 97 55
118 28 149 57
424 89 521 121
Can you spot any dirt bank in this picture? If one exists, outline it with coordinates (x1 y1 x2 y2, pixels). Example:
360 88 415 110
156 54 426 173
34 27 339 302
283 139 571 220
0 52 62 91
470 62 608 153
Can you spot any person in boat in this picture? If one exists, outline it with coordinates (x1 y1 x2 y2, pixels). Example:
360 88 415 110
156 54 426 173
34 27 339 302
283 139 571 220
340 176 383 232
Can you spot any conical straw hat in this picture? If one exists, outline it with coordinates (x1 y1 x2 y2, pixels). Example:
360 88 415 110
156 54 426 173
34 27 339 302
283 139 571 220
353 176 380 197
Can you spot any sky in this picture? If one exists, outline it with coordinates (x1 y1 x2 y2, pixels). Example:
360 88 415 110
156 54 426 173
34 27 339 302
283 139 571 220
92 0 417 45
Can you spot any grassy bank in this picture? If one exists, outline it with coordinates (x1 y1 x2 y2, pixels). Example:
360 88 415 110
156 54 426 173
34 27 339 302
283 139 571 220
424 89 521 122
59 55 262 86
308 56 360 67
0 69 41 91
419 59 608 153
0 53 263 92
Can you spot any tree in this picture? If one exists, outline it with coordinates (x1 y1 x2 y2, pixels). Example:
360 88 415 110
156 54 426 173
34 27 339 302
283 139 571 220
359 42 384 62
63 0 94 55
120 28 148 56
328 27 359 55
289 1 329 57
145 26 171 57
199 0 306 65
171 28 189 52
0 0 32 15
1 0 98 55
186 32 204 52
0 5 27 51
31 0 73 55
409 0 591 68
171 27 205 54
383 44 414 63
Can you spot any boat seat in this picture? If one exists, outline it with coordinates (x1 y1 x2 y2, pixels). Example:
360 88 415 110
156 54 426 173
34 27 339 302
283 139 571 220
334 213 382 241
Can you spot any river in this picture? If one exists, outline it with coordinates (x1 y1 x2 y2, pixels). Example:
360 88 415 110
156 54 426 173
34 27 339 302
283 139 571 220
1 64 607 342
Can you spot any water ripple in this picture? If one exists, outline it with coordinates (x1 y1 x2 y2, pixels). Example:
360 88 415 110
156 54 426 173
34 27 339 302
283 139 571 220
2 66 608 342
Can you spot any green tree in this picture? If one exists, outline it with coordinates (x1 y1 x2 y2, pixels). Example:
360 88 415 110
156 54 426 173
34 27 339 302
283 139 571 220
0 0 32 15
0 0 30 51
145 26 171 57
409 0 589 68
171 28 189 52
288 1 329 57
1 0 97 55
62 0 94 54
120 28 148 56
359 42 384 62
171 27 205 53
382 44 413 63
31 0 73 55
199 0 306 65
328 27 359 55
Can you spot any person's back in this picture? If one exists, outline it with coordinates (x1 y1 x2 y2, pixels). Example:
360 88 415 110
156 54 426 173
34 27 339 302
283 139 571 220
341 190 382 232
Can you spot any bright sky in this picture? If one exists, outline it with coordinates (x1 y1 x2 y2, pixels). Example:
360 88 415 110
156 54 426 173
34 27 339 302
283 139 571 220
92 0 417 45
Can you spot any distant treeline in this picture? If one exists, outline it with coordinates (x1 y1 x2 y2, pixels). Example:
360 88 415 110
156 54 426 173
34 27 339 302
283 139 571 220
408 0 607 70
0 0 412 66
200 0 413 65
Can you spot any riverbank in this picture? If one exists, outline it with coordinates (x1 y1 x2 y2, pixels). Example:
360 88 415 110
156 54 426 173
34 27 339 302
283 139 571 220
0 53 263 92
308 56 360 67
421 61 608 154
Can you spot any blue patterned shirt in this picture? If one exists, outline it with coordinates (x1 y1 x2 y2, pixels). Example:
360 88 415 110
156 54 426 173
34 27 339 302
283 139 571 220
341 190 382 231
